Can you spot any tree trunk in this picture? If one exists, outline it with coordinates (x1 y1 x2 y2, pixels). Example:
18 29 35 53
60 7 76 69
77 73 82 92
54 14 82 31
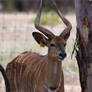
74 0 92 92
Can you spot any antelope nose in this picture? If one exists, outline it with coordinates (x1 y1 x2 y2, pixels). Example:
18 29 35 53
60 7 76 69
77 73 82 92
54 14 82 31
62 52 67 58
58 52 67 60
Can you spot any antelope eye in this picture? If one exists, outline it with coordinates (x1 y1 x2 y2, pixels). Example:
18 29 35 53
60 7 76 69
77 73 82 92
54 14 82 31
50 43 55 47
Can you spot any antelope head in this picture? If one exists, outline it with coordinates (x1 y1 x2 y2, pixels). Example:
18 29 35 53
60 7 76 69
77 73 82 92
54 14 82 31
32 0 72 61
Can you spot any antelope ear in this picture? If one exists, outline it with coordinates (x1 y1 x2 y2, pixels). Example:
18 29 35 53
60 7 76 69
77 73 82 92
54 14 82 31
32 32 49 47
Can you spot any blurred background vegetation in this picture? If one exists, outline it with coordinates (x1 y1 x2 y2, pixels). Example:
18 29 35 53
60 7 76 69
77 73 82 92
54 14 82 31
0 0 74 12
0 0 77 73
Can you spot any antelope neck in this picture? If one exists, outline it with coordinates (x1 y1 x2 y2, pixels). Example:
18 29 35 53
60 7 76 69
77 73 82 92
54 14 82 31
45 57 61 89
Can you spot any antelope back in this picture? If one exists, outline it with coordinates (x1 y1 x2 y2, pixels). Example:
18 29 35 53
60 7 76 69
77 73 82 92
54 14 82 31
6 52 48 92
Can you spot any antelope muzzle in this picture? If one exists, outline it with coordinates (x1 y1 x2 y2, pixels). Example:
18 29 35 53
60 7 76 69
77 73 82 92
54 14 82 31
58 51 66 61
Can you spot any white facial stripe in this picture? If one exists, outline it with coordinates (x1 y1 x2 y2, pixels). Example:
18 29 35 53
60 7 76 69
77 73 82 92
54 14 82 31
14 68 18 92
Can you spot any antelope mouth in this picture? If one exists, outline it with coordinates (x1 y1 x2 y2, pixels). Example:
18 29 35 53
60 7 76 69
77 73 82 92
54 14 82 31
49 87 58 90
58 55 64 61
44 85 58 91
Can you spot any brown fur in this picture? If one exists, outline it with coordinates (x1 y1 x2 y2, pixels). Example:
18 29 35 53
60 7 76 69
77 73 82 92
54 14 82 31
6 37 66 92
6 52 64 92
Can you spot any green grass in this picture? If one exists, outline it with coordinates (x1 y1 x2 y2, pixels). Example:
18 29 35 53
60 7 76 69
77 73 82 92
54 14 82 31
31 11 61 25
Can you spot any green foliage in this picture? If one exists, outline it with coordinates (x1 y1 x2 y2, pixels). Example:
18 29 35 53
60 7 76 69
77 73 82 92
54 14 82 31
5 0 14 12
31 11 60 25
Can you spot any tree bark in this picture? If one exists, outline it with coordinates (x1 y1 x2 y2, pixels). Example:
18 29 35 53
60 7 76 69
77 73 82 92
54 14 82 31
75 0 92 92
